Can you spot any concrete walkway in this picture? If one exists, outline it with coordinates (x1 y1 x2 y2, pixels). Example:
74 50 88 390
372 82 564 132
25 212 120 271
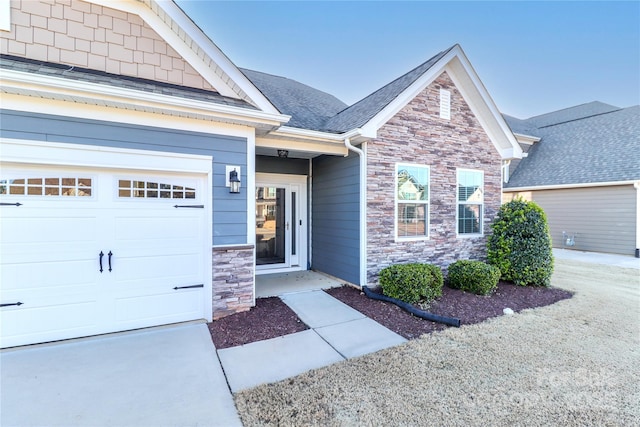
1 323 241 427
553 248 640 270
218 290 406 392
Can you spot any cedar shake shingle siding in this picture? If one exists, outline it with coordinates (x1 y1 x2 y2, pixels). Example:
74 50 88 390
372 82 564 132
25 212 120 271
1 0 215 91
366 72 502 284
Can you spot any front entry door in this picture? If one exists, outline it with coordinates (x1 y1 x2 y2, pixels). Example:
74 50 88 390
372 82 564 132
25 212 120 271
255 174 307 273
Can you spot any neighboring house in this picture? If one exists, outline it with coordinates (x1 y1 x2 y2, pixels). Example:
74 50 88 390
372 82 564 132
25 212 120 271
0 0 522 348
503 102 640 257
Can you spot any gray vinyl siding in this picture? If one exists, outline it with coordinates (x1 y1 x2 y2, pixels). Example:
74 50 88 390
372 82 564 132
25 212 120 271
256 155 309 175
312 153 360 284
1 109 248 245
512 186 637 256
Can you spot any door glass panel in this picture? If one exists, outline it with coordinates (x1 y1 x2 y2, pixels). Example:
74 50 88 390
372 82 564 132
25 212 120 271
291 192 296 256
256 186 286 265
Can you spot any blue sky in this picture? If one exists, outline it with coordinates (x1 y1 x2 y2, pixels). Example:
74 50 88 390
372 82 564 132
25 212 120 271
176 1 640 119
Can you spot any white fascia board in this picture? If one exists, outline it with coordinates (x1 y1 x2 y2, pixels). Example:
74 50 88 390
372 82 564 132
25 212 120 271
360 45 523 161
1 69 289 128
85 0 280 114
270 126 364 143
514 133 541 145
503 180 638 192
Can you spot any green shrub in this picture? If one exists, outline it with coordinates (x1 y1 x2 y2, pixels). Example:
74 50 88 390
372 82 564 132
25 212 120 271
487 198 554 287
379 263 443 304
447 260 500 295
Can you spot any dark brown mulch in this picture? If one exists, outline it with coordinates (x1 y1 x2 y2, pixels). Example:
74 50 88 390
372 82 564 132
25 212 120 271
208 297 308 349
326 282 573 339
208 283 573 349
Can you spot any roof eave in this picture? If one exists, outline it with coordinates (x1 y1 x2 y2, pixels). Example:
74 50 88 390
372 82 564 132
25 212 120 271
504 180 640 192
1 68 290 130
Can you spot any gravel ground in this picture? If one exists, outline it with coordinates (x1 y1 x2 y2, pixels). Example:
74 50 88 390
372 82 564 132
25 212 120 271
234 259 640 426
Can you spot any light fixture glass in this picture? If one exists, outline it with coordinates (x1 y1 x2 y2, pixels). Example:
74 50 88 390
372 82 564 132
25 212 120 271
277 149 289 158
229 168 240 193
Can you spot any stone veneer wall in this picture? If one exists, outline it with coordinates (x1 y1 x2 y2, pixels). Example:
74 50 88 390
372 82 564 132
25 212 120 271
212 245 254 319
366 71 503 285
1 0 215 90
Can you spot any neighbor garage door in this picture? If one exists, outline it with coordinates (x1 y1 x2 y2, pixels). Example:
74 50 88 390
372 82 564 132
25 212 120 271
1 160 210 348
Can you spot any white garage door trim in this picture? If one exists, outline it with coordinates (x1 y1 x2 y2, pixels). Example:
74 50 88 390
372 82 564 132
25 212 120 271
1 139 214 347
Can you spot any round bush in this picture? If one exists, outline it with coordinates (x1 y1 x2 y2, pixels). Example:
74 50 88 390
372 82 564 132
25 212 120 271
447 260 500 296
379 263 443 304
487 198 554 287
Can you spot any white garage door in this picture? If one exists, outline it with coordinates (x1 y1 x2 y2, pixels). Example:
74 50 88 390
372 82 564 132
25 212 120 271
1 162 210 348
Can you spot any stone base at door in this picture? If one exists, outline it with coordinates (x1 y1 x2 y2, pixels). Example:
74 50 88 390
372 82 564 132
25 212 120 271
212 245 255 319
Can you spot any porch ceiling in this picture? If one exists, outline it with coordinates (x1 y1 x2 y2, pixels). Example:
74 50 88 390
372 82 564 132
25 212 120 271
256 135 348 158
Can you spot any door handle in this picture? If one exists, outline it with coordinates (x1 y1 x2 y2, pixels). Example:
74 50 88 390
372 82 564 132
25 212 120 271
99 251 104 273
286 222 289 230
108 251 113 272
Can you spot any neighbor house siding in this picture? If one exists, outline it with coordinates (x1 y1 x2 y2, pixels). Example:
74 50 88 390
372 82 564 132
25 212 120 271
0 109 248 245
506 185 637 256
312 153 360 284
366 72 503 284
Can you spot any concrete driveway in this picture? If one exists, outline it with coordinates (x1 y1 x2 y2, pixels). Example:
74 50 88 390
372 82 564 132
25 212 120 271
1 323 240 427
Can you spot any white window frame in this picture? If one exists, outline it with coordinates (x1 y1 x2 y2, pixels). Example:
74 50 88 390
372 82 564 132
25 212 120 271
456 168 484 237
395 163 430 241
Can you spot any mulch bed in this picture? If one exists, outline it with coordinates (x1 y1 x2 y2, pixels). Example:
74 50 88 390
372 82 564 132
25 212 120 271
327 282 573 339
208 283 573 348
208 297 308 349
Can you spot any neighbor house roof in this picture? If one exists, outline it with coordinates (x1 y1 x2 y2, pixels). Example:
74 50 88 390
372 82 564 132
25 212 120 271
505 104 640 189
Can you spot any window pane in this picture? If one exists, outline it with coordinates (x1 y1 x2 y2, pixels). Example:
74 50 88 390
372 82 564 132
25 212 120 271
27 186 43 195
458 171 483 202
458 204 482 234
397 203 427 237
397 165 429 201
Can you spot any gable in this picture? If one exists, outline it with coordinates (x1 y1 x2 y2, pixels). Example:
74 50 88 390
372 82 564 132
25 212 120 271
381 71 501 163
1 0 214 91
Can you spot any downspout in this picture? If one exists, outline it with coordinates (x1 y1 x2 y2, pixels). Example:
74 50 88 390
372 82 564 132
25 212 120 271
635 181 640 258
344 137 368 286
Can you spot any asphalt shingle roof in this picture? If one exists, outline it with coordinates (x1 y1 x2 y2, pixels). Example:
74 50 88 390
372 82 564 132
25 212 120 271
240 68 348 131
241 46 455 133
505 105 640 188
525 101 620 128
0 54 256 110
322 47 454 133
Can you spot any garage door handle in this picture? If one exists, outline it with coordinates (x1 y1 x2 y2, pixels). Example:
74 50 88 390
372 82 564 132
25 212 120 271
99 251 104 273
108 251 113 272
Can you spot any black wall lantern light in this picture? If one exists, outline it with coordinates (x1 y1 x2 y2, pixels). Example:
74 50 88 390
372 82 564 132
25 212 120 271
226 166 241 194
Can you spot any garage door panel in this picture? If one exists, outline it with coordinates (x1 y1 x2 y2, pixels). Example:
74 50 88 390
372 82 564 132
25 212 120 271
113 215 203 246
1 216 98 248
1 259 98 292
1 301 100 348
111 251 201 281
114 289 203 325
